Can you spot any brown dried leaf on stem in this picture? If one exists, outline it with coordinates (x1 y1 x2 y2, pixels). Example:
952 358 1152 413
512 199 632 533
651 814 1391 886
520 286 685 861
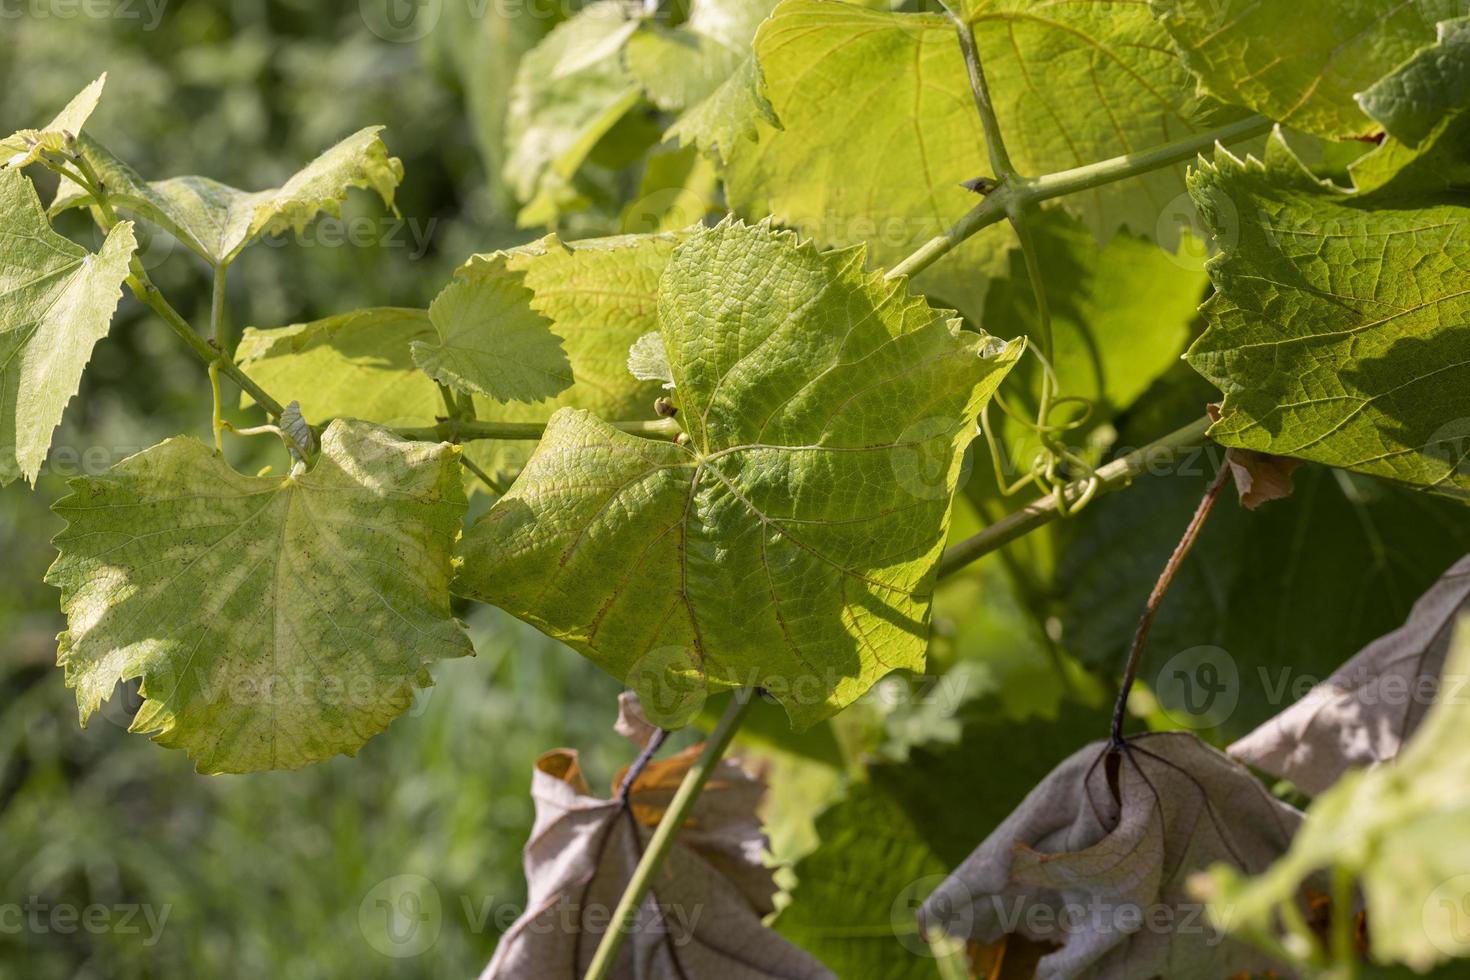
481 693 833 980
918 733 1303 980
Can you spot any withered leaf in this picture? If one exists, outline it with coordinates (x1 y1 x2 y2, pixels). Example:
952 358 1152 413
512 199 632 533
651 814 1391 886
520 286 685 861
918 733 1302 980
1230 554 1470 795
482 693 834 979
1209 404 1302 510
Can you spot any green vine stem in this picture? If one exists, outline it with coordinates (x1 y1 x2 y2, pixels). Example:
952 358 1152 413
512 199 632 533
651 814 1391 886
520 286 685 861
936 414 1213 579
883 113 1274 282
582 692 756 980
391 417 683 443
210 262 232 354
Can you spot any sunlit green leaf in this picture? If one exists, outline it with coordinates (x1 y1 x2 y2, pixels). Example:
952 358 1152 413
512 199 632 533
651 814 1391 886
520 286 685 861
1152 0 1457 138
455 220 1021 729
1187 135 1470 497
412 253 573 405
46 421 471 774
726 0 1241 315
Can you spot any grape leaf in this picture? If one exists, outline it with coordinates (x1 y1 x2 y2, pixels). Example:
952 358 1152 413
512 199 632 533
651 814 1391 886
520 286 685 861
0 74 105 169
45 421 471 774
1151 0 1459 138
666 56 779 162
503 1 643 223
725 0 1240 316
239 233 680 485
1358 16 1470 147
454 220 1021 729
627 0 780 148
411 253 574 405
626 24 746 114
0 167 136 487
482 692 834 979
620 143 722 233
1350 19 1470 195
235 308 439 428
50 127 403 266
1186 135 1470 497
921 733 1302 980
1197 619 1470 972
1230 554 1470 796
1056 370 1470 740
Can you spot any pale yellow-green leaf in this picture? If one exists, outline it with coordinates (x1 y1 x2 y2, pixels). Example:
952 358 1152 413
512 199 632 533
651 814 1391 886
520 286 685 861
0 74 105 169
0 167 135 486
51 127 403 265
46 421 472 774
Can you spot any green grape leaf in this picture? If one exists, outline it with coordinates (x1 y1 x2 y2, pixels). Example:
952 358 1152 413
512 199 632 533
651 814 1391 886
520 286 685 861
237 234 679 487
1186 135 1470 497
45 421 472 774
411 253 574 405
1151 0 1459 138
666 55 779 162
0 167 136 487
1197 618 1470 972
50 127 403 266
503 1 643 222
1056 369 1470 740
726 0 1239 316
626 24 746 114
235 308 439 428
628 0 780 150
0 74 106 169
454 220 1021 729
1358 16 1470 147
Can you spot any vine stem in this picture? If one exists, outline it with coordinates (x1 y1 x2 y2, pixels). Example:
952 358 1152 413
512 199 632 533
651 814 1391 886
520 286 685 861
392 417 682 443
210 262 232 354
1109 459 1230 745
937 415 1212 579
883 114 1274 282
583 692 755 980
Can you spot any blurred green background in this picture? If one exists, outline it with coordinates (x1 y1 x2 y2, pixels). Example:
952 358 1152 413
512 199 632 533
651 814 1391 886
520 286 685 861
0 3 647 977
